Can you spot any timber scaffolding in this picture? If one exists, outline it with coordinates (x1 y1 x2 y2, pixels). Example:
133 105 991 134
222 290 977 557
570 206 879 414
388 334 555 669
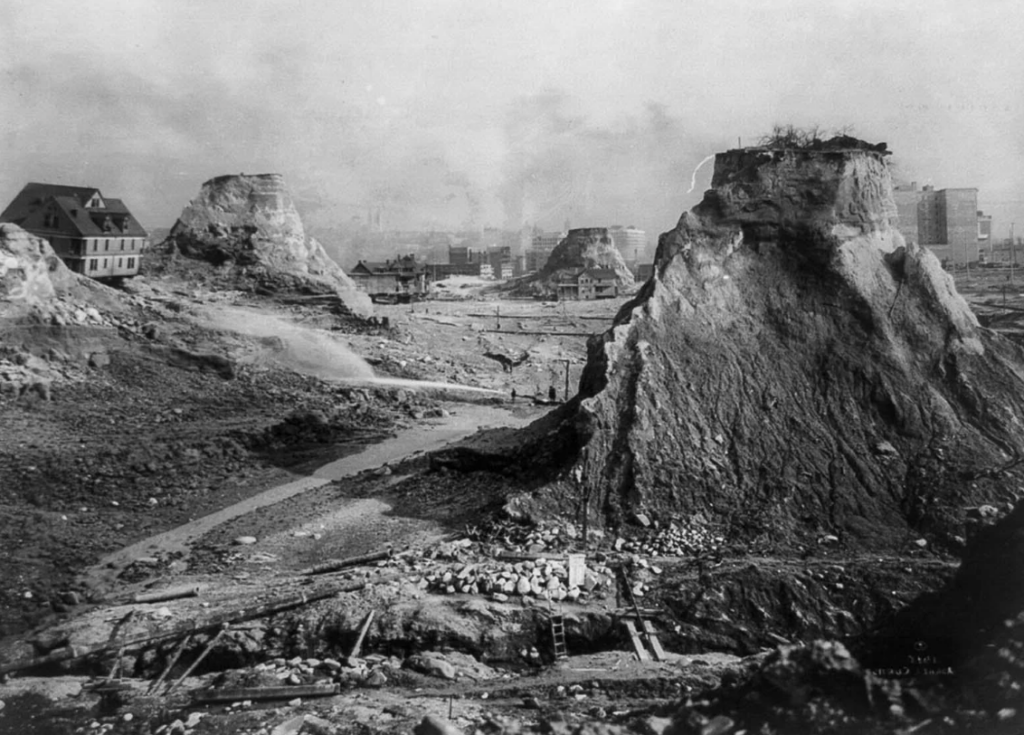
0 574 388 677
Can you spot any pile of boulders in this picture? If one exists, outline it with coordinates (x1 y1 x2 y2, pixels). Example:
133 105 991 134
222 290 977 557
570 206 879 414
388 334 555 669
415 556 614 603
219 649 500 693
616 521 723 557
469 519 592 554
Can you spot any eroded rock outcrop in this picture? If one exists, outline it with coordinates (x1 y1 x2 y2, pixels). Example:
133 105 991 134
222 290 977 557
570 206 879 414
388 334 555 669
519 141 1024 550
1 224 82 304
0 223 122 310
539 227 635 284
162 174 370 314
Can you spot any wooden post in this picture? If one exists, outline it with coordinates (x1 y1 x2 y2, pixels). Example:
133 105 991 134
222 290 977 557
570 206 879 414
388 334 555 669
165 626 228 695
148 634 192 695
563 359 570 401
350 610 375 658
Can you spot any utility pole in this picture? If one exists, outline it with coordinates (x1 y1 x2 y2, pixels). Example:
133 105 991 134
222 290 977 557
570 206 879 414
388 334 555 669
1011 223 1016 284
563 359 571 401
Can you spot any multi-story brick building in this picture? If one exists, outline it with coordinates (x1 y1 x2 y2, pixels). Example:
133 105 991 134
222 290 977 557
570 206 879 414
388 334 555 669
892 183 988 265
0 183 148 278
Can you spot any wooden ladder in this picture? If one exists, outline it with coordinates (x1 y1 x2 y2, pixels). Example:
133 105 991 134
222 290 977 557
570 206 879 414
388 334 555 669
550 613 568 660
619 568 666 662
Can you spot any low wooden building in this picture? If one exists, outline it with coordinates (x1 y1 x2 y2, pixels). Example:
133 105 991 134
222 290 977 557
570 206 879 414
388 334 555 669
578 268 619 299
348 256 427 298
0 183 149 278
555 267 620 300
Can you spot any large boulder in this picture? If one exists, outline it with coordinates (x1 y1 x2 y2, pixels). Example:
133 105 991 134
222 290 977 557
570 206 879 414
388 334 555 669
164 174 370 315
508 140 1024 551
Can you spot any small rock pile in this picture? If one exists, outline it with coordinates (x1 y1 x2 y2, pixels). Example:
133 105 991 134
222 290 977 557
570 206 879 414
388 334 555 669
468 519 593 554
416 557 614 603
616 522 723 557
217 649 500 694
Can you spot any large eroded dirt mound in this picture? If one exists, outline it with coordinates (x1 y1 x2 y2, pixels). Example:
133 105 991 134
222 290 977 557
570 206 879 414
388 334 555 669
153 174 370 315
516 142 1024 550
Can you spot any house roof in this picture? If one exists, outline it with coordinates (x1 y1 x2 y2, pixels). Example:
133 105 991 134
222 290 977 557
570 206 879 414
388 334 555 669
580 268 618 280
350 258 425 276
0 183 148 238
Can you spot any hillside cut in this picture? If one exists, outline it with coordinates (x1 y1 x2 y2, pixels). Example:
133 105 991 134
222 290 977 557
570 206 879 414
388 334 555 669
554 141 1024 549
165 174 369 314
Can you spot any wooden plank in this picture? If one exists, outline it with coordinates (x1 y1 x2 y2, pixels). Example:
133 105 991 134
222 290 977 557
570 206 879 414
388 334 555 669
303 550 391 576
624 620 650 662
643 621 667 662
194 683 340 703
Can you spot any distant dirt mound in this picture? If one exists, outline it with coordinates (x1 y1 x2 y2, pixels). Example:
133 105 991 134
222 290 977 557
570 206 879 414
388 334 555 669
511 228 635 297
503 140 1024 551
540 228 634 282
153 174 370 315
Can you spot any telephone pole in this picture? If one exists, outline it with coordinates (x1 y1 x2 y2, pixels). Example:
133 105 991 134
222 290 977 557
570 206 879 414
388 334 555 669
1011 223 1016 284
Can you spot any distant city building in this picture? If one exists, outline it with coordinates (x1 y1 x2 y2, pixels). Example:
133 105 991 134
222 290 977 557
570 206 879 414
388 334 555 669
893 182 989 265
425 262 481 279
609 225 647 267
448 244 472 265
0 182 149 278
977 211 993 242
486 245 514 281
527 231 565 272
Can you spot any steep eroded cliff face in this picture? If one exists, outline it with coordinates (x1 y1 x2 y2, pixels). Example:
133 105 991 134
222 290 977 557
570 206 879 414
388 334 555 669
166 174 370 315
550 143 1024 550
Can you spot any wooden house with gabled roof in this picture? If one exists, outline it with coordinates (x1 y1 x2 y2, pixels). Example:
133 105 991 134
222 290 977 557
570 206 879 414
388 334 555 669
0 183 149 279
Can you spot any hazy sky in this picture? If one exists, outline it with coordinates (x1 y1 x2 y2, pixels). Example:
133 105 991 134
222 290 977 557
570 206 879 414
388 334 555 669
2 0 1022 245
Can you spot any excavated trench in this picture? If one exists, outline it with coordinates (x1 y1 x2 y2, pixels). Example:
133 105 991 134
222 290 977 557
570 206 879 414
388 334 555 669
43 551 955 687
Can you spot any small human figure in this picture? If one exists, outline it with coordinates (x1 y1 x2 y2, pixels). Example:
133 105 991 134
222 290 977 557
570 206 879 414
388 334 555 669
548 385 557 401
511 388 517 403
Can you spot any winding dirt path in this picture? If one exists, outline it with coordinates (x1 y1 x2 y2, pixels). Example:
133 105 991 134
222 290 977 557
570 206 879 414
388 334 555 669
81 403 538 591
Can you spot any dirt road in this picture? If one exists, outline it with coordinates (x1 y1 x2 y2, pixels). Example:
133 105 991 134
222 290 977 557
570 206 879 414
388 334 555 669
81 402 541 592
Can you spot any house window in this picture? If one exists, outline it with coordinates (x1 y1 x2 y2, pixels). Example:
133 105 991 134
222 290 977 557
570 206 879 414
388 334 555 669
127 257 135 269
105 239 109 251
102 259 107 268
120 240 124 251
89 259 97 272
117 258 122 268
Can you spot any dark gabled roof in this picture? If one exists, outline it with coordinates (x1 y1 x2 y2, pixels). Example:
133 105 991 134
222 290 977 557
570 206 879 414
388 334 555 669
1 183 148 237
580 268 618 280
350 261 389 275
350 258 424 277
